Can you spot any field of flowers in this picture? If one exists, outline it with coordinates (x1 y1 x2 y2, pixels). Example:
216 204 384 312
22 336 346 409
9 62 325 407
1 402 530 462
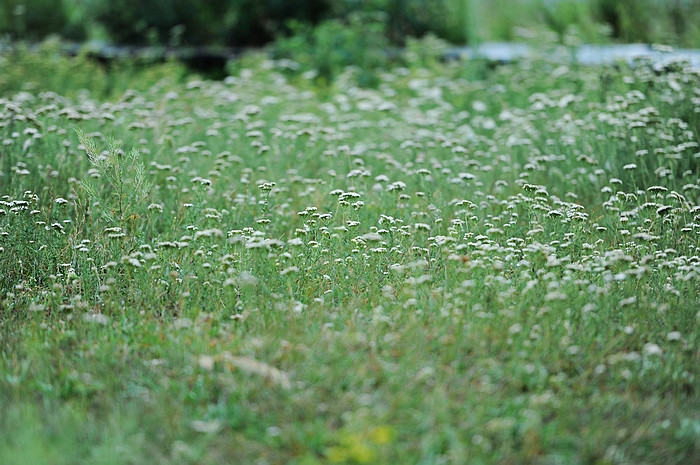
1 50 699 464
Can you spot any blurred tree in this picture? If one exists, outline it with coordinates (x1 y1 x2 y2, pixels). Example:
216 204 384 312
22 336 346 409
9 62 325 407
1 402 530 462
90 0 330 46
91 0 223 45
0 0 697 49
593 0 700 45
0 0 86 41
220 0 330 46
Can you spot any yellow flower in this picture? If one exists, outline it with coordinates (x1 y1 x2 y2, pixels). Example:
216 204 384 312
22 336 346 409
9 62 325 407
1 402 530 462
326 446 349 463
348 441 375 463
368 426 394 445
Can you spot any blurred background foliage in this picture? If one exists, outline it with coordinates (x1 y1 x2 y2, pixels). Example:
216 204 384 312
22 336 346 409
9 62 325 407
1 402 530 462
0 0 698 48
0 0 698 91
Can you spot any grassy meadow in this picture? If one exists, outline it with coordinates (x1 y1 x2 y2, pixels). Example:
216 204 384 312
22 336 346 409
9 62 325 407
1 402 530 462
1 46 699 464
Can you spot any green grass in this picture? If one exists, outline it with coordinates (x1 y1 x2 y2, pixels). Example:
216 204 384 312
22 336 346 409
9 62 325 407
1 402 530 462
0 47 699 464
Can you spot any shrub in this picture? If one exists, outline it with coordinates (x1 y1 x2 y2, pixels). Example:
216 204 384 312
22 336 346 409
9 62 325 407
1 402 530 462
330 0 471 45
272 12 392 87
537 0 603 43
593 0 700 46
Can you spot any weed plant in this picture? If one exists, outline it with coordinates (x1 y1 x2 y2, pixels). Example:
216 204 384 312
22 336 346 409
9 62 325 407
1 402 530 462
0 45 699 464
